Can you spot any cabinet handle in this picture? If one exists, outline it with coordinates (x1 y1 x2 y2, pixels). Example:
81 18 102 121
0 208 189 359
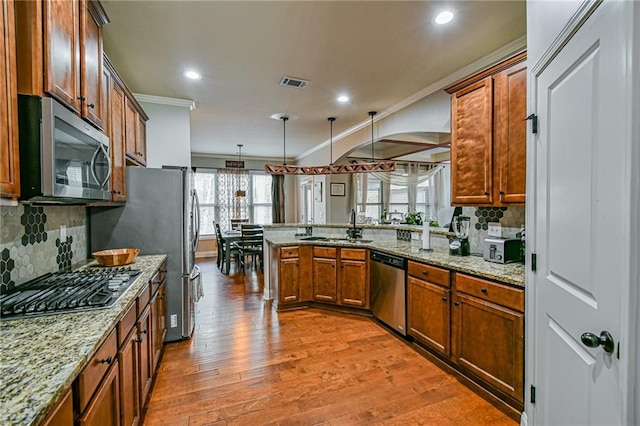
99 356 112 365
78 96 86 101
141 329 148 334
422 271 428 275
481 288 488 293
499 191 505 195
484 191 490 195
442 297 448 301
454 301 460 306
88 103 95 109
134 337 143 343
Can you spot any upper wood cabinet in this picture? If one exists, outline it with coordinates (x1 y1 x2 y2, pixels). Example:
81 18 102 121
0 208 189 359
1 0 20 199
16 0 109 130
104 56 126 202
446 52 527 206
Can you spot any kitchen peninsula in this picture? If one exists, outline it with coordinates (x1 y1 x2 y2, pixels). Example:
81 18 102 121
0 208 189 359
264 223 526 417
0 255 166 426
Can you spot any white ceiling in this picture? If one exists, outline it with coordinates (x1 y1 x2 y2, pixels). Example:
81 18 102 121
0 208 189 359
101 0 526 160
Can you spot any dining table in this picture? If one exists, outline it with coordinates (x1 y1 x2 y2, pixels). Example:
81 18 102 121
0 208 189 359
220 230 242 274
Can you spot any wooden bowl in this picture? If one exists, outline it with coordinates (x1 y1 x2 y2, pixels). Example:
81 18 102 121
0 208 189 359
92 248 140 267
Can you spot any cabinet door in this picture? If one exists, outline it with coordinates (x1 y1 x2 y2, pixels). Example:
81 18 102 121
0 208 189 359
43 0 81 111
0 0 20 198
150 291 163 372
407 277 450 357
450 76 493 205
80 0 103 129
279 258 300 303
136 115 147 166
119 326 140 426
137 305 153 407
125 97 138 161
495 62 527 204
78 361 120 426
339 259 367 307
452 292 524 402
312 257 337 302
109 80 126 201
41 389 74 426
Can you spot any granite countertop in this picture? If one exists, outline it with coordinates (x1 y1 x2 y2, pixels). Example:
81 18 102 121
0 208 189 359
264 223 455 236
265 236 525 287
0 255 167 426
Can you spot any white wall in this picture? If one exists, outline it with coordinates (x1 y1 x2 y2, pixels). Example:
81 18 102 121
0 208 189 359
526 1 582 66
138 101 192 168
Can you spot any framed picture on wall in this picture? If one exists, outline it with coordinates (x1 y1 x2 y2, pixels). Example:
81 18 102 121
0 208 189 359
330 183 345 196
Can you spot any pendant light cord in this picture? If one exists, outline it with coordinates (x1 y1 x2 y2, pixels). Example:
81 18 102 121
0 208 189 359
328 117 336 165
369 111 377 161
281 116 288 165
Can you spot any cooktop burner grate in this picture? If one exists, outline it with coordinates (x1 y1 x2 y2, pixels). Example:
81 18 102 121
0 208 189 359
0 267 141 320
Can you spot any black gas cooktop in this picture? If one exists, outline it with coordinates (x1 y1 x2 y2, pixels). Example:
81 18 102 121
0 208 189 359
0 267 141 320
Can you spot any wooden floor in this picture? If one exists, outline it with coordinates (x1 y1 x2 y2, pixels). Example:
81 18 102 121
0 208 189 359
143 260 516 426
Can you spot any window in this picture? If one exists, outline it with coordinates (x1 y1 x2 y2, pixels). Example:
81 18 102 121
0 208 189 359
194 169 273 235
356 174 382 220
389 182 409 216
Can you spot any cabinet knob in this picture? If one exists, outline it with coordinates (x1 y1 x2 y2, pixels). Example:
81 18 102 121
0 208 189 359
442 297 448 301
422 271 428 275
78 96 86 101
99 356 112 364
454 301 460 306
499 190 505 195
141 329 148 334
484 191 490 195
134 337 143 343
88 103 95 109
481 288 488 293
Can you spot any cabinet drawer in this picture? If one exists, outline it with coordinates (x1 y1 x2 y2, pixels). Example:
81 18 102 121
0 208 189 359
341 248 366 261
117 302 137 347
77 328 118 412
407 261 450 287
456 273 524 312
313 247 336 258
137 283 151 317
280 246 299 259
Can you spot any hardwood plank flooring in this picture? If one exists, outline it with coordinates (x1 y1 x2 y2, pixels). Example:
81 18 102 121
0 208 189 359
144 260 516 425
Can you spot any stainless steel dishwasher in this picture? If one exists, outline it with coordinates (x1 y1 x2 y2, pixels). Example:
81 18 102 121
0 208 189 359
370 250 407 336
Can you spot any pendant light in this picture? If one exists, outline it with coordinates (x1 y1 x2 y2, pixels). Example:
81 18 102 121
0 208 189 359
264 112 396 175
234 144 246 198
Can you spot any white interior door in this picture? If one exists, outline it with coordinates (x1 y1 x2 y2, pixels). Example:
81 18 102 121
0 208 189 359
532 1 630 424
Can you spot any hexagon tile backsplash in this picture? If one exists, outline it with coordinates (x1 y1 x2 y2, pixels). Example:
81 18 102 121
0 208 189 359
0 205 87 291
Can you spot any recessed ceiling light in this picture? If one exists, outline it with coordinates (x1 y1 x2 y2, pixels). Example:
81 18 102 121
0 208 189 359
435 11 454 25
183 70 202 80
337 95 350 103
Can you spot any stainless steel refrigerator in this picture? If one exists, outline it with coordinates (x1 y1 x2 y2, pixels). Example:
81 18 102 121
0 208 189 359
89 166 201 341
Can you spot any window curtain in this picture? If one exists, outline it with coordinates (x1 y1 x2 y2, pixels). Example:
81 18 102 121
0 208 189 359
216 168 248 230
371 162 444 213
271 174 285 223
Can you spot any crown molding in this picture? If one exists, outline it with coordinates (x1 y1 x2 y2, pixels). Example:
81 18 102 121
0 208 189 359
296 35 527 161
133 93 196 111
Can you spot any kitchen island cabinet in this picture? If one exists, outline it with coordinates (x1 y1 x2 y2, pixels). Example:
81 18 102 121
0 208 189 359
338 248 368 308
0 255 167 426
312 247 338 303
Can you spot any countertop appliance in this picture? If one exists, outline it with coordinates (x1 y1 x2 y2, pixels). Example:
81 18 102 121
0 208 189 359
18 95 111 203
89 166 201 341
483 237 522 264
370 250 407 336
0 267 141 320
449 215 471 256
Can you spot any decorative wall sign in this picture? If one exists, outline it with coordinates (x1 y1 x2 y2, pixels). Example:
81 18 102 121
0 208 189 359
330 183 345 196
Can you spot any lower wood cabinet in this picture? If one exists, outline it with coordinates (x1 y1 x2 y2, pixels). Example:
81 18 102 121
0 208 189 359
312 247 337 302
338 249 368 308
137 304 153 407
119 325 140 426
41 389 73 426
78 361 120 426
408 276 451 357
452 273 524 404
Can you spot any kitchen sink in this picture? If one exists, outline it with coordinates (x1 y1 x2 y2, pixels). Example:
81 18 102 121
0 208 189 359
298 236 372 244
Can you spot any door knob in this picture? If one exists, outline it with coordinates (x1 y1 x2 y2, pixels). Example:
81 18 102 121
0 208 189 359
580 330 615 354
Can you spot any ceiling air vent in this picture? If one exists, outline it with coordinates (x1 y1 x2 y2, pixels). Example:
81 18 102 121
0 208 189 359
279 76 309 89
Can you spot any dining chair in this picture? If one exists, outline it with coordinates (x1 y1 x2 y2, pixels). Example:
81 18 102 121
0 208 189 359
234 224 264 272
214 222 239 272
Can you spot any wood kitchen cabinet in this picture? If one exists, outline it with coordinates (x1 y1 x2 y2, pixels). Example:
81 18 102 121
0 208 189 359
117 303 140 426
446 52 527 206
407 262 451 357
41 389 74 426
151 271 167 372
279 247 302 304
104 56 126 202
137 303 153 408
452 273 524 405
338 248 368 308
313 247 338 302
125 96 147 166
78 361 120 426
0 0 20 199
17 0 109 129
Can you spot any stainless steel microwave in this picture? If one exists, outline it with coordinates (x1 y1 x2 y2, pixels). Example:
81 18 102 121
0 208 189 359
18 95 111 203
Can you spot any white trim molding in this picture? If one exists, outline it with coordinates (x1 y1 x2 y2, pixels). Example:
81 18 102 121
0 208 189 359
133 93 196 111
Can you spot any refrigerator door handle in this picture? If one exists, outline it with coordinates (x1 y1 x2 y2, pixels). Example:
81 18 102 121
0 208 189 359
192 189 201 252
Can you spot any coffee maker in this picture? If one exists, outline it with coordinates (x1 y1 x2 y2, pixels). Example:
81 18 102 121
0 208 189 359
449 216 471 256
